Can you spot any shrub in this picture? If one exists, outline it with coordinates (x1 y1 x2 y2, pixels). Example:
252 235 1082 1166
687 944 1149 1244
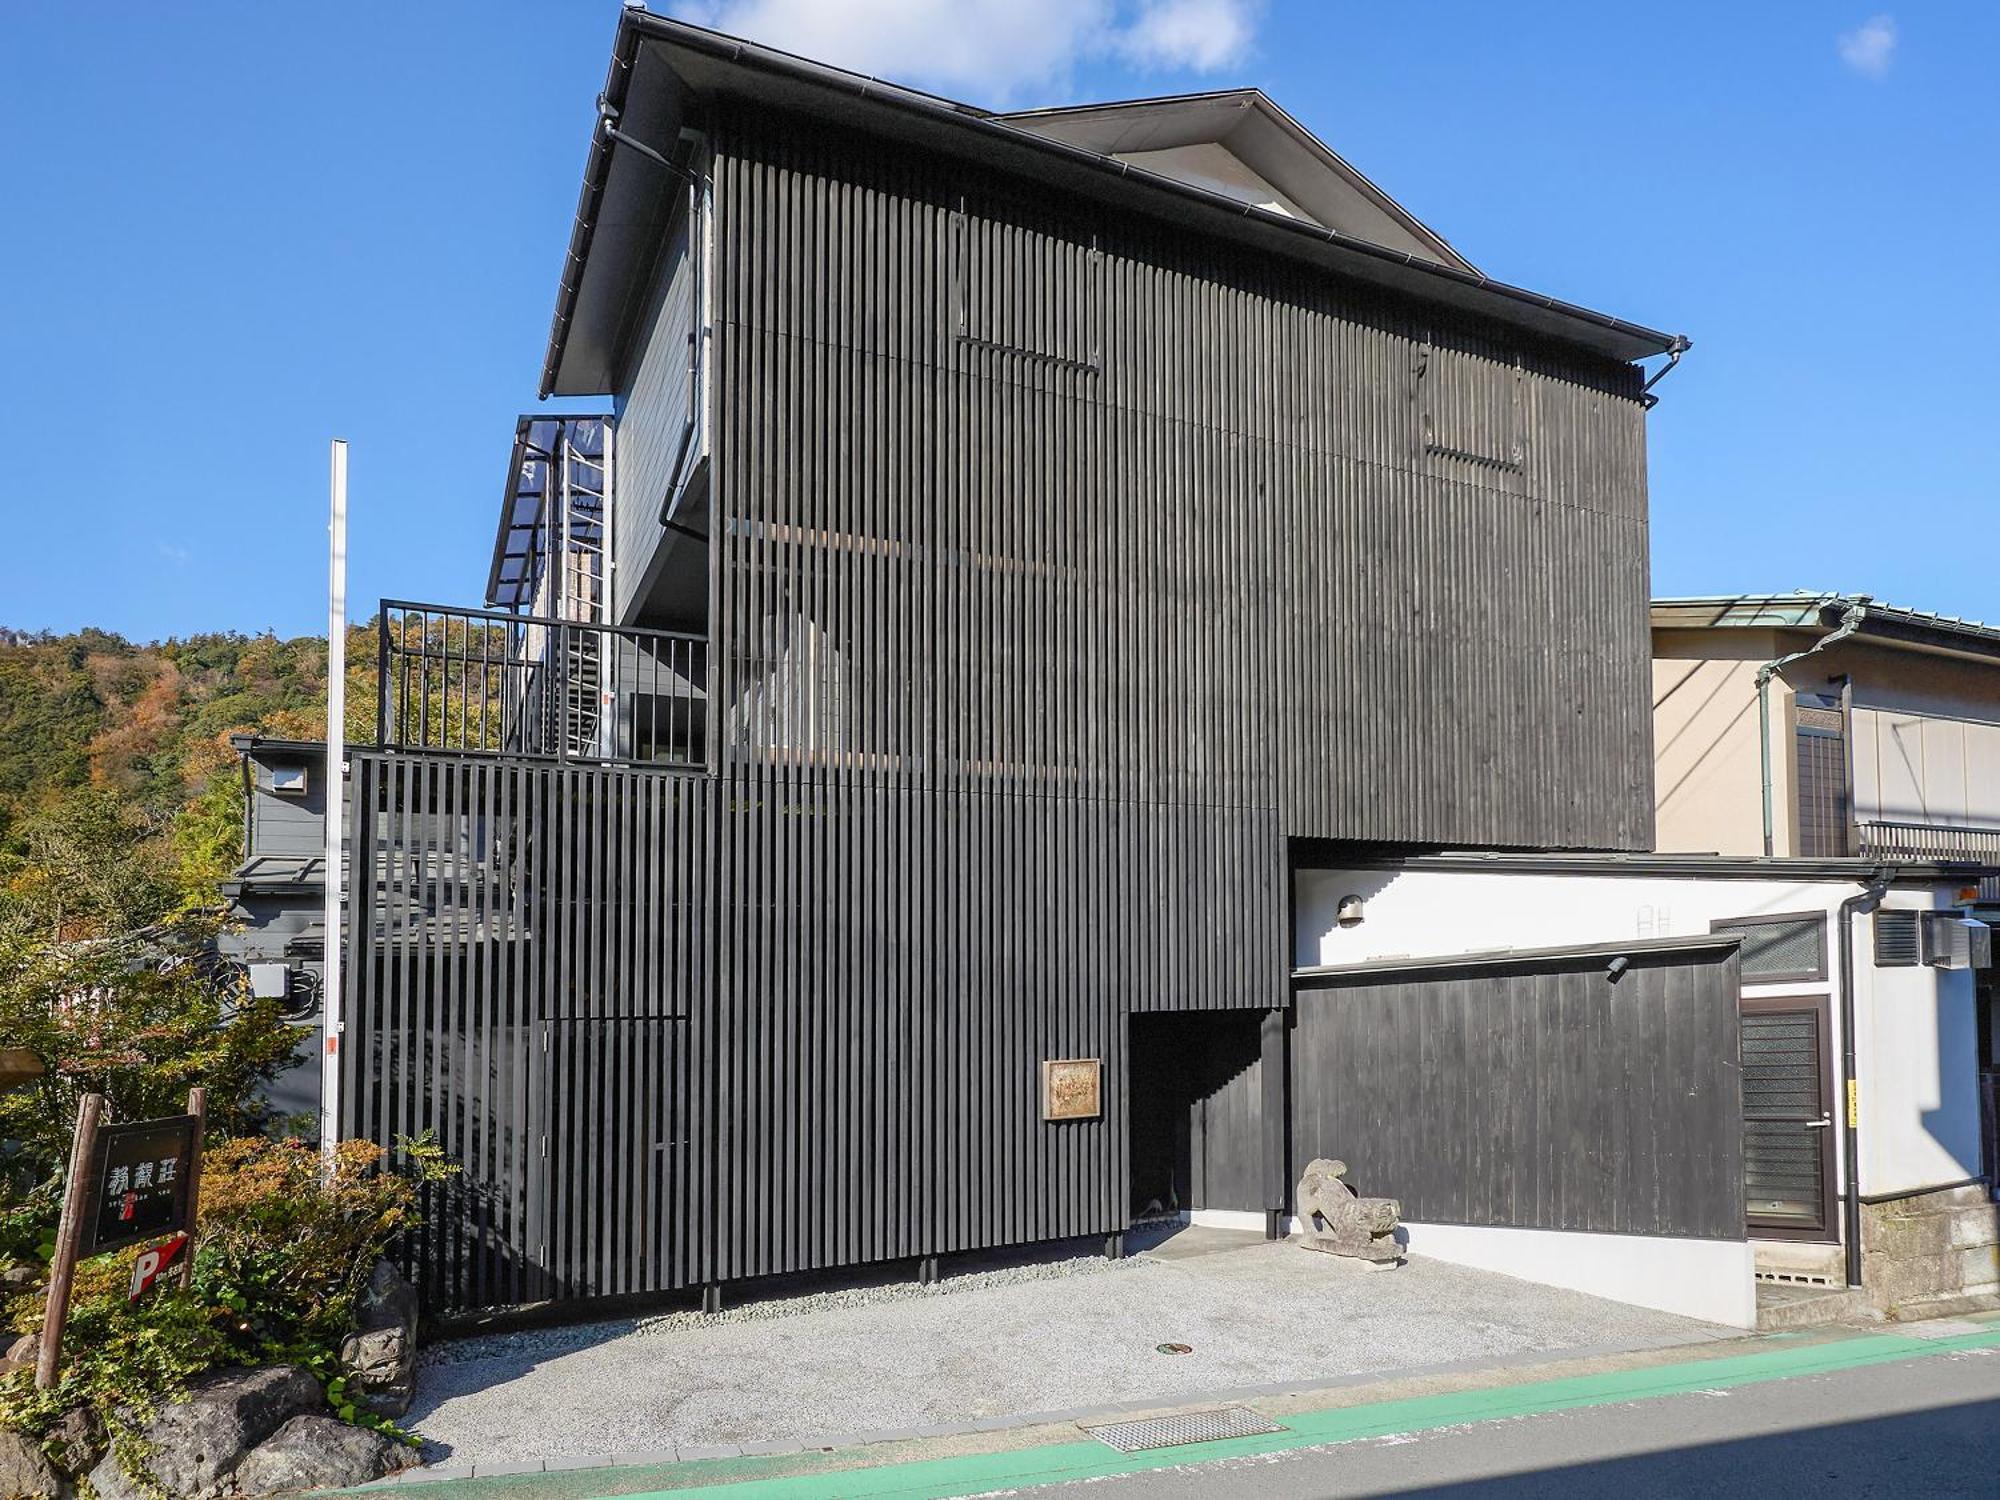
0 1137 420 1465
190 1138 418 1361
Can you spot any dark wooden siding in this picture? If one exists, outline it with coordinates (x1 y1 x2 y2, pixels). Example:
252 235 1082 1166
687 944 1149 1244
342 752 715 1309
612 208 699 626
349 102 1665 1308
657 108 1658 1285
1291 945 1746 1240
709 783 1283 1281
705 110 1654 848
246 750 326 858
342 751 1281 1306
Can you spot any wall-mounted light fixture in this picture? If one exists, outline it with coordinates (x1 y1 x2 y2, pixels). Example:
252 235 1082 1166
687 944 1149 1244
1335 894 1365 928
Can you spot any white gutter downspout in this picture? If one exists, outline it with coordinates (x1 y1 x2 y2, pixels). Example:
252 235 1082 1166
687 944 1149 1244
1758 598 1869 856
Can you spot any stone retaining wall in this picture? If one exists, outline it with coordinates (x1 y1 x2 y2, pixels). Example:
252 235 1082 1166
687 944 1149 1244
1861 1183 2000 1318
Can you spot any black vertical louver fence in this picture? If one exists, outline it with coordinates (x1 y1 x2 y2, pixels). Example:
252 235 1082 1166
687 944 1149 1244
342 747 1282 1311
342 751 715 1309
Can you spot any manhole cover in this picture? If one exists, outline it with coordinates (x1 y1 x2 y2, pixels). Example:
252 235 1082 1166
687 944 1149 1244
1082 1406 1282 1453
1156 1342 1193 1354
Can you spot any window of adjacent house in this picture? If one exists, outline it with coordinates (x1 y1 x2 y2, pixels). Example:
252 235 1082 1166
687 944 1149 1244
1793 691 1851 858
1713 913 1828 984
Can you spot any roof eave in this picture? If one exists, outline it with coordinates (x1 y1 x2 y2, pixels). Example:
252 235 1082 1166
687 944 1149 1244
541 11 1687 394
1652 594 2000 663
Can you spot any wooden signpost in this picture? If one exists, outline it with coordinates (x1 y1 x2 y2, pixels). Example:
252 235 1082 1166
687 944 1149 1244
35 1089 206 1390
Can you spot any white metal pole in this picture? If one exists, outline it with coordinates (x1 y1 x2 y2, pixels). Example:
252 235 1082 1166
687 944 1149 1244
321 439 348 1166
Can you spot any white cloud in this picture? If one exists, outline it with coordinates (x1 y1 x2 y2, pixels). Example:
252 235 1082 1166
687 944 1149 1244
673 0 1262 103
1837 14 1897 77
1117 0 1261 73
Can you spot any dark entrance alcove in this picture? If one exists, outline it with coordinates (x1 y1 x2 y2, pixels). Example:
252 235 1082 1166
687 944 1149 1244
1128 1011 1268 1219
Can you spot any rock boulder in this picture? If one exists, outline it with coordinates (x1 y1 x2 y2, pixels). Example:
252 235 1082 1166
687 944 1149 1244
232 1416 408 1497
87 1365 322 1500
0 1427 64 1500
45 1405 105 1478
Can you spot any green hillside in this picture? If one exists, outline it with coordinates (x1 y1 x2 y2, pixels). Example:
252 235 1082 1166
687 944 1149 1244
0 626 353 931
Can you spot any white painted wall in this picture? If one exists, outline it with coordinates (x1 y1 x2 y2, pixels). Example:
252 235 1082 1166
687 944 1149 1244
1295 864 1983 1203
1855 937 1983 1195
1188 1209 1756 1327
1400 1221 1758 1328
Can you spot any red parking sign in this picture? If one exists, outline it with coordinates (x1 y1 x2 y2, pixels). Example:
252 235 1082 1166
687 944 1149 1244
128 1234 190 1303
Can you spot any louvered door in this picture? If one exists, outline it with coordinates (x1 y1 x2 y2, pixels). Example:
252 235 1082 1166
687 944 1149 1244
1740 997 1835 1238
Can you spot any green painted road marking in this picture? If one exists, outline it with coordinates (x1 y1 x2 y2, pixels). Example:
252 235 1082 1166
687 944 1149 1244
618 1325 2000 1500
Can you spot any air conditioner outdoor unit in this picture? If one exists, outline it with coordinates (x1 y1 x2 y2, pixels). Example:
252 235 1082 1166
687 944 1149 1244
1922 915 1992 971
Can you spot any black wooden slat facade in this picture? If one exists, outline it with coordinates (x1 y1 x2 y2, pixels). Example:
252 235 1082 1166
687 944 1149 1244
344 753 714 1308
1290 945 1747 1241
344 91 1673 1310
684 111 1656 1285
708 112 1654 849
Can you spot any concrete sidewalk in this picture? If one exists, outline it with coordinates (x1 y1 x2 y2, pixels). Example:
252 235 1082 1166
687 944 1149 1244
403 1227 1729 1475
347 1315 2000 1499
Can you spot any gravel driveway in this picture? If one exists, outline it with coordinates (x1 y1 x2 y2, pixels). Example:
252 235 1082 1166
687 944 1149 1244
409 1228 1724 1466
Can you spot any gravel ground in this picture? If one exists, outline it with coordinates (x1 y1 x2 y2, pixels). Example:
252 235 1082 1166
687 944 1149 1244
409 1231 1722 1466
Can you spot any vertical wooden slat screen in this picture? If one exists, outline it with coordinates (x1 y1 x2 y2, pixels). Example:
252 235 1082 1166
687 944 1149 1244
343 95 1662 1309
685 111 1653 1284
709 113 1654 853
344 751 714 1311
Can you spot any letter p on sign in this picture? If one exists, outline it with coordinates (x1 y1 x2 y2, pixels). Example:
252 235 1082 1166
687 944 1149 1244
129 1234 190 1303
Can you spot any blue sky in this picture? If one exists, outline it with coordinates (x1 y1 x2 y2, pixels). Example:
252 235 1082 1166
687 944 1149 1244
1 2 1994 641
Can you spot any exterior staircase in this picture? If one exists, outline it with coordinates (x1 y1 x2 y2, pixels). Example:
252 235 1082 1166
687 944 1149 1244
1755 1282 1874 1331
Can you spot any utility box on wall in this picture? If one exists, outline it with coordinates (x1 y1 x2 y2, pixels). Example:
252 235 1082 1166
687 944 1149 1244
1925 915 1992 971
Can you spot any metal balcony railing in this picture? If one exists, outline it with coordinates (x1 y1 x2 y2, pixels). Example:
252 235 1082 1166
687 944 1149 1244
1856 819 2000 900
376 600 706 769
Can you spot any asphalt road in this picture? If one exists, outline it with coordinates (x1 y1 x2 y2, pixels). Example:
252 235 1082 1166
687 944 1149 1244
1044 1344 2000 1498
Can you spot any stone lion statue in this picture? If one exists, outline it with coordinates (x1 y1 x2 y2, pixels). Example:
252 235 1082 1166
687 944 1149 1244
1296 1158 1402 1265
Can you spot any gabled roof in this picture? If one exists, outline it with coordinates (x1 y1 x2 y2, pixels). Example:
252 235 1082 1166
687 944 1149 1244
543 8 1686 396
998 90 1475 273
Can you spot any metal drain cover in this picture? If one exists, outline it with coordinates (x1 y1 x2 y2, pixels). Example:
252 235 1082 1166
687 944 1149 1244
1082 1406 1282 1453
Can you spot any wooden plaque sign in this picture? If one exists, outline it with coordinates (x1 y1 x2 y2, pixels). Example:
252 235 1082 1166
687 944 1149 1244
38 1091 205 1390
1042 1058 1102 1121
82 1115 200 1257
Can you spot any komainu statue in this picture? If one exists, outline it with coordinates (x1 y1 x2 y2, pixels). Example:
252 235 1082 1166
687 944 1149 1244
1296 1158 1402 1266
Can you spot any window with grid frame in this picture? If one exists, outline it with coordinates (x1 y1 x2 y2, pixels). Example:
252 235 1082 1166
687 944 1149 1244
1712 912 1829 984
1794 693 1852 858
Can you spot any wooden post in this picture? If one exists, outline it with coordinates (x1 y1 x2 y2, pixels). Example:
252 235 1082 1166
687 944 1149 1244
179 1087 207 1288
37 1093 103 1390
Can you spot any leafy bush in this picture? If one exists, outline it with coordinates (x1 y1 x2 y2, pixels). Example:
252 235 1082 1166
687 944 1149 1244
0 1137 421 1461
191 1138 418 1361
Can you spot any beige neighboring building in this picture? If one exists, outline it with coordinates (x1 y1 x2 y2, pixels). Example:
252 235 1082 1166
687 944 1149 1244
1655 594 2000 1301
1654 593 2000 870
